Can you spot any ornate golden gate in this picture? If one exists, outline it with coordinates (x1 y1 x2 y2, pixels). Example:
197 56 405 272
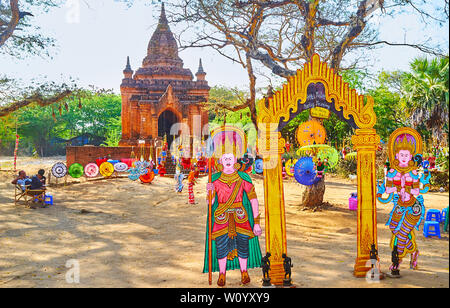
257 54 379 284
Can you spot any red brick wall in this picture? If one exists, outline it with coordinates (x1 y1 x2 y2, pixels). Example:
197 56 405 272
66 146 136 167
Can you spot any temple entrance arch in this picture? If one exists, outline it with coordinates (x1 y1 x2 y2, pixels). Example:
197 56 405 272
158 108 180 147
257 54 379 285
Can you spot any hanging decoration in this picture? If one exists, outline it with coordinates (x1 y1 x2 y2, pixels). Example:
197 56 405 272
13 134 19 172
296 119 326 146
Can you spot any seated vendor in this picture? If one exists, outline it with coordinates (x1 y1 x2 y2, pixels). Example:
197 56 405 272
29 171 46 191
11 170 31 190
37 169 46 185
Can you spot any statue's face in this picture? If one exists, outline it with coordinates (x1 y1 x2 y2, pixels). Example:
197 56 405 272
220 153 237 173
396 149 412 166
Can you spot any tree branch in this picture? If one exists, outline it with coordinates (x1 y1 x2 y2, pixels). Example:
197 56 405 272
0 90 73 117
0 0 20 48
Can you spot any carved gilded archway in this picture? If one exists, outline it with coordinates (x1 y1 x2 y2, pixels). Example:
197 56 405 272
257 54 379 284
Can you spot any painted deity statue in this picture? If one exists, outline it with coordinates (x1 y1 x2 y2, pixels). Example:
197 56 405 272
203 126 262 287
377 128 431 271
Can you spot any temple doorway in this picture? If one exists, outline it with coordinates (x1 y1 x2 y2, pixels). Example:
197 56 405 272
158 109 179 147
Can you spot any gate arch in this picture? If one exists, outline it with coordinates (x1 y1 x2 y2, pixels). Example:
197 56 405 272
257 54 379 284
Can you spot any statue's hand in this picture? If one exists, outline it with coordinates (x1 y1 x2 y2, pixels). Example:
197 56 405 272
206 183 214 193
253 224 262 236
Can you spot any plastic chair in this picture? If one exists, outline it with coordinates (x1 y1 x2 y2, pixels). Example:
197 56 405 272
426 209 441 222
423 221 441 238
44 195 53 206
441 208 448 223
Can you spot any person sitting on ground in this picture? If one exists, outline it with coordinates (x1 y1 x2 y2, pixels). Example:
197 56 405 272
11 170 31 190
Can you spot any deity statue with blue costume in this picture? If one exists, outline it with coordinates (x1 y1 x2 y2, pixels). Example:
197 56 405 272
377 127 431 272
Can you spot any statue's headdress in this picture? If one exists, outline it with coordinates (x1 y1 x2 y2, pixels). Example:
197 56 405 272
387 128 423 173
208 126 247 159
393 134 416 155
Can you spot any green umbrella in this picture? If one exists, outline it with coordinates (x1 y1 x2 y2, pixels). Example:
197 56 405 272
296 144 340 169
68 163 84 178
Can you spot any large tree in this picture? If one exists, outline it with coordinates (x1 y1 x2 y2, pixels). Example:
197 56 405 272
0 0 60 58
164 0 448 207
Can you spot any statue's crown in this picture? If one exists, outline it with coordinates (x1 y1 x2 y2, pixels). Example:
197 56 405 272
394 134 415 154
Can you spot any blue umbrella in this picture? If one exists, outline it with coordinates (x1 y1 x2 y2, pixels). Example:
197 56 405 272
254 159 263 174
294 157 321 186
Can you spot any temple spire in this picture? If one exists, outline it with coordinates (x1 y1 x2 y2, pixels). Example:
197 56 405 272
123 56 133 78
196 58 206 81
158 2 168 28
197 58 205 74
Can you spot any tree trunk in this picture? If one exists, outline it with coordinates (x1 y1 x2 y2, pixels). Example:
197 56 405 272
301 176 325 207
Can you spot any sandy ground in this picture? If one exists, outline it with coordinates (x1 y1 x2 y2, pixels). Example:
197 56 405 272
0 157 448 288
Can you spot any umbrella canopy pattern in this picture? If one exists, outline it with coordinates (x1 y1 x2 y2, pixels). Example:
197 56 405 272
297 144 340 169
99 162 115 177
68 163 84 178
254 159 263 174
51 162 68 178
114 162 129 172
84 163 99 178
293 157 321 186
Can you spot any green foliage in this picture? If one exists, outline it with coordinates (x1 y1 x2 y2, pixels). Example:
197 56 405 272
0 91 122 156
101 117 122 147
369 71 406 142
207 85 252 124
401 56 449 139
335 157 357 178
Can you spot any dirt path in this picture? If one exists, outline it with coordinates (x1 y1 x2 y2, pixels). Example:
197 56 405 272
0 162 448 288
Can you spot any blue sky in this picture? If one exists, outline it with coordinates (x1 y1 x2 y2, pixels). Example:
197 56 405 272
0 0 448 94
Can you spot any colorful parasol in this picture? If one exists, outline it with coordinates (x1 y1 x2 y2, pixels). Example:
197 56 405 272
293 157 320 186
254 159 263 174
296 120 327 146
68 163 84 178
285 159 296 177
114 162 129 173
139 169 155 183
99 161 115 177
296 144 340 169
84 163 99 178
345 152 357 160
51 162 68 178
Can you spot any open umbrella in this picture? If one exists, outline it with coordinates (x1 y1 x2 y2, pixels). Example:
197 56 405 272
68 163 84 178
114 162 129 173
51 162 67 178
99 161 115 177
84 163 99 178
296 144 340 169
254 159 263 174
293 157 321 186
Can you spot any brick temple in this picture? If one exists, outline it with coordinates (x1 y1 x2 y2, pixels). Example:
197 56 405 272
119 3 210 148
